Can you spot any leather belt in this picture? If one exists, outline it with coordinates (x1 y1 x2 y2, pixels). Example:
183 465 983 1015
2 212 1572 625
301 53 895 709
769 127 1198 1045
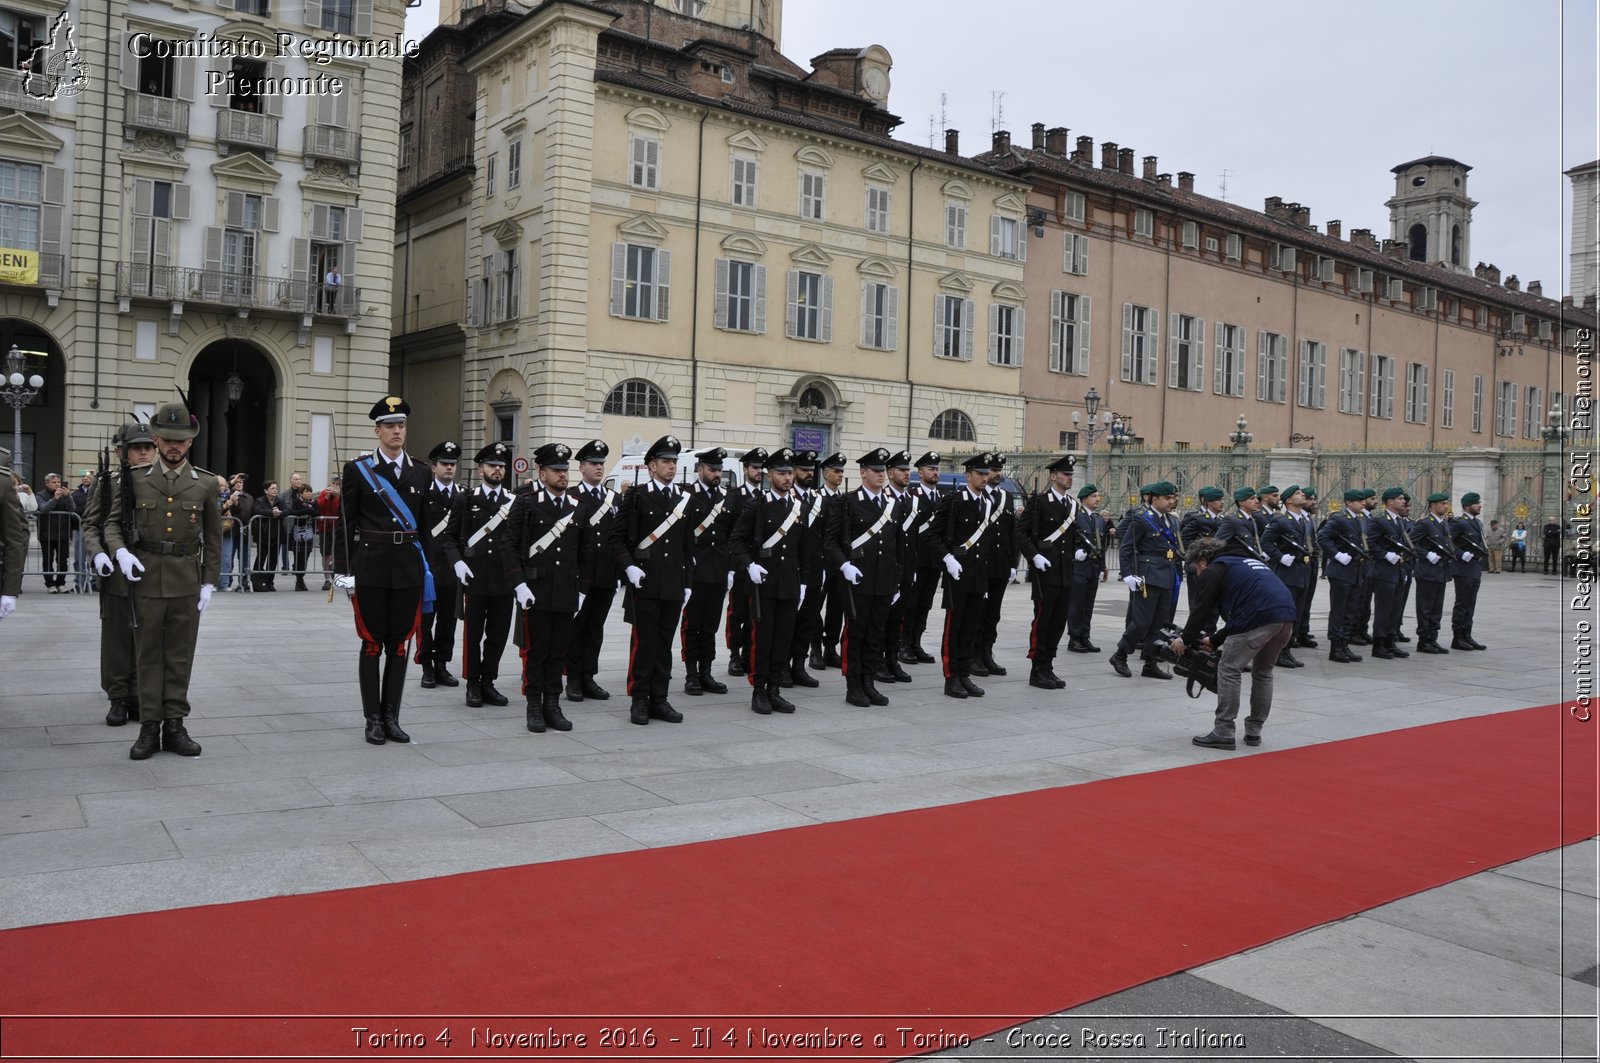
135 541 201 557
359 528 419 544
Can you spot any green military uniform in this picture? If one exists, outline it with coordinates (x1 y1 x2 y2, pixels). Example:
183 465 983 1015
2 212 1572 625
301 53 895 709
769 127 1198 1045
0 452 26 603
103 402 222 758
80 423 151 726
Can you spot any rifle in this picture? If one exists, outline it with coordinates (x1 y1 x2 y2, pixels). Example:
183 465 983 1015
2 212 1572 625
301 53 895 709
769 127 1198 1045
118 440 140 630
1070 515 1104 566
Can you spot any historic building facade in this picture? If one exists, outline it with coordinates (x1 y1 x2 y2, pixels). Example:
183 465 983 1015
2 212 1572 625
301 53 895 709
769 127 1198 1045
1 0 408 487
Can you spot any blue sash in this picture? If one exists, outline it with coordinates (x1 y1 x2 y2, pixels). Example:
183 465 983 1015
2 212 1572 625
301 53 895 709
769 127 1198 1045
1143 508 1183 602
354 456 437 615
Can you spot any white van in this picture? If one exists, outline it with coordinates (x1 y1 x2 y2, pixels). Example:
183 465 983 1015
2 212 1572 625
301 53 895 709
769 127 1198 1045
601 443 743 493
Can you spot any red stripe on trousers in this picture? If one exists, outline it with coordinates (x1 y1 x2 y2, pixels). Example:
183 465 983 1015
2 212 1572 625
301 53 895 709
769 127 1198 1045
461 594 472 681
627 625 639 697
941 606 954 679
352 592 381 657
748 613 759 687
841 620 851 677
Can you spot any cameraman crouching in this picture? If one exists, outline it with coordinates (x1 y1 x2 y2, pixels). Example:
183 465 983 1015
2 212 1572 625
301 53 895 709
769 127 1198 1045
1167 536 1297 751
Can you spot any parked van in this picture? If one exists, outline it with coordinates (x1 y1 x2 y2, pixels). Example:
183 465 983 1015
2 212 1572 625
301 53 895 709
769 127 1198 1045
602 443 743 493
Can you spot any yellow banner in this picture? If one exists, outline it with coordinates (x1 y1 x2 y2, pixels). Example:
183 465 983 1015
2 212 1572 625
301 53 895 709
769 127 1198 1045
0 248 38 285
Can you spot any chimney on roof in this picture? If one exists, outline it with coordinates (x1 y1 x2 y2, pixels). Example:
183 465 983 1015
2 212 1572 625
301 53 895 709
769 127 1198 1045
1483 264 1501 284
1290 204 1310 227
1474 262 1488 280
1504 274 1520 291
1031 123 1045 150
1142 155 1157 181
1326 219 1341 240
1264 196 1285 218
1100 141 1119 169
1117 148 1135 175
1382 239 1409 260
1350 228 1374 249
1074 135 1094 165
1157 173 1171 188
992 129 1011 154
1177 171 1194 193
1045 127 1069 155
1529 280 1542 297
944 128 959 154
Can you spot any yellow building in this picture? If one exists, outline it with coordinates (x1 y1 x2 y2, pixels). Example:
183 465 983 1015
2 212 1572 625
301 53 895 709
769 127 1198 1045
420 0 1029 462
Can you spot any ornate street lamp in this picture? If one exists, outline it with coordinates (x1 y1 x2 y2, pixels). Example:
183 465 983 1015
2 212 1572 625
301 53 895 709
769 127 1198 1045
3 344 45 480
1228 413 1252 495
1070 386 1114 484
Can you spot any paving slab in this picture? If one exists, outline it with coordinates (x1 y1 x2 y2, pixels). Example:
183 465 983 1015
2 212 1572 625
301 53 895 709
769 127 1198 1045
594 796 817 848
163 798 478 858
440 779 670 828
78 779 333 826
1492 838 1600 898
0 794 86 835
351 815 643 879
307 758 582 804
0 821 179 877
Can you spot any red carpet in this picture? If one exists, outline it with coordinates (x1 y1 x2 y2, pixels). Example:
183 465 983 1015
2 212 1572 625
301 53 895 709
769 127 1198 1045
1 702 1593 1060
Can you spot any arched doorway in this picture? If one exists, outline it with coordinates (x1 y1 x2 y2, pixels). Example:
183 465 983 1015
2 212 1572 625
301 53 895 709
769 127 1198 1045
0 320 65 484
186 339 276 490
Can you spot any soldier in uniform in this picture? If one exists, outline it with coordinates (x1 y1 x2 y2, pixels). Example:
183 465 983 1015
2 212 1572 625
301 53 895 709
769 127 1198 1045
826 448 904 708
1018 454 1079 690
1298 487 1323 649
1109 482 1183 681
729 447 809 714
785 451 825 689
1065 483 1105 653
682 447 734 697
565 440 617 703
103 399 222 759
1253 486 1282 537
82 421 154 726
443 442 518 708
611 435 695 725
724 447 766 677
510 443 585 733
898 451 945 665
333 397 437 744
0 445 21 622
1217 487 1268 560
1180 487 1227 549
418 441 463 689
1316 489 1370 663
1448 491 1490 651
814 451 848 670
1262 485 1316 669
974 457 1017 677
878 451 919 684
1365 487 1416 660
1349 488 1379 645
932 453 999 699
1410 491 1456 654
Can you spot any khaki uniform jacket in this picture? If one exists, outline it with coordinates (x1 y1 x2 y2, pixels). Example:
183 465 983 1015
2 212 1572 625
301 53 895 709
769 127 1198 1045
104 460 224 596
0 475 25 597
79 476 130 598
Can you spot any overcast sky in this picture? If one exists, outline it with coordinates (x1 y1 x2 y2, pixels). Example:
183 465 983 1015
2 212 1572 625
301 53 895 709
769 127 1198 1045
405 0 1596 298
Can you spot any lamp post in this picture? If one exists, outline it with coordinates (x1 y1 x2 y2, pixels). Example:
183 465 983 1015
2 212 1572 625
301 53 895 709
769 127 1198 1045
1105 413 1132 506
2 344 45 481
1228 413 1253 495
1070 386 1113 485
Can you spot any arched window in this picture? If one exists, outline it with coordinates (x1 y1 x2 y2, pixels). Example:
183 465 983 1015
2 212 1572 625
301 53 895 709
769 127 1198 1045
929 408 976 442
603 378 670 418
1408 223 1428 263
1451 224 1462 267
799 386 827 409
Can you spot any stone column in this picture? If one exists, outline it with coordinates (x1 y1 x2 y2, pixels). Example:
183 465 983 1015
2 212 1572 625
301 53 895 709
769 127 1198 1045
1269 448 1316 493
1450 447 1502 514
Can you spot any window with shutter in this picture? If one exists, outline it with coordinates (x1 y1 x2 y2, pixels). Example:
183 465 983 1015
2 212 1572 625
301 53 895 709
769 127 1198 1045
1257 332 1286 403
989 304 1022 367
799 171 825 220
862 281 896 350
730 155 758 206
1167 313 1202 391
1441 369 1455 428
945 202 966 248
789 270 824 340
1472 375 1483 433
1182 221 1198 248
1225 234 1241 261
1134 209 1153 238
1064 233 1088 275
1298 341 1326 409
866 186 890 232
629 135 659 190
507 139 521 189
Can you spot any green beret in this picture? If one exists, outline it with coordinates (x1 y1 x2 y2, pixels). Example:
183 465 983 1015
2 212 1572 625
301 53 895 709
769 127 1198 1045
1234 486 1257 502
1426 491 1450 504
1360 488 1378 500
1077 483 1100 499
1343 489 1365 503
1282 485 1303 500
1382 487 1409 502
1149 480 1178 497
1302 487 1318 499
1461 492 1481 506
1258 485 1280 496
1197 486 1224 502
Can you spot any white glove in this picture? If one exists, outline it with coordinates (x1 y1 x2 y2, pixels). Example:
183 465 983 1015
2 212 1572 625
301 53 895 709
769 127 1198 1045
116 547 144 582
683 588 692 606
891 590 901 605
1385 551 1401 565
747 563 767 584
840 562 863 585
1009 568 1018 582
197 584 214 613
727 571 735 592
1335 552 1352 566
943 554 962 580
1279 553 1295 568
1074 549 1088 562
93 552 114 577
334 574 355 598
626 565 645 588
1123 575 1144 591
799 583 807 606
1033 554 1051 571
0 595 14 620
515 583 535 609
1461 551 1473 562
577 592 586 612
453 560 473 583
1426 551 1441 565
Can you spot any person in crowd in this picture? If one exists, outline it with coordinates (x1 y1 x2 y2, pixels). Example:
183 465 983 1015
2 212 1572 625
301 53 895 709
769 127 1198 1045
290 483 316 591
71 470 94 591
280 472 308 576
0 454 25 620
252 480 284 591
13 470 36 515
1509 522 1528 572
316 475 341 592
1485 519 1507 574
1543 516 1563 575
35 471 77 592
220 473 252 591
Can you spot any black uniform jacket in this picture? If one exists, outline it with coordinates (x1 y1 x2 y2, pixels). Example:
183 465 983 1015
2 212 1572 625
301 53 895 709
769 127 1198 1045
441 485 521 596
686 480 735 585
823 486 904 597
931 486 995 592
610 478 694 601
334 452 434 589
1017 489 1079 589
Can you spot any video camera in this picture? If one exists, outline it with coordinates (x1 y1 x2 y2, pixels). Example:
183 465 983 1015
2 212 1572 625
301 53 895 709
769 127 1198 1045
1152 625 1220 700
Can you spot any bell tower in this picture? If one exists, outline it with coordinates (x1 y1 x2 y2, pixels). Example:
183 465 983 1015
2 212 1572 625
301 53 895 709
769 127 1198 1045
1386 156 1476 273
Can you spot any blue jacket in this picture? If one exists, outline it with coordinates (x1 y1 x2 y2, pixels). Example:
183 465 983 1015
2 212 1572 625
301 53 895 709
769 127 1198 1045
1180 554 1297 644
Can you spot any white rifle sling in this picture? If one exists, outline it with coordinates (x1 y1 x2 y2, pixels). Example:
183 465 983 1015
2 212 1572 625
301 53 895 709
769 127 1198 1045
959 497 998 552
850 501 896 551
430 511 451 538
528 508 577 557
636 492 691 552
466 498 514 549
1042 499 1079 543
692 496 726 539
761 497 803 550
899 495 919 532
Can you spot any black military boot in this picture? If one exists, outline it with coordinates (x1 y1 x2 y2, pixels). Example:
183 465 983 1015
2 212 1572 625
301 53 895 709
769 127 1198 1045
542 692 573 732
1465 630 1487 650
465 679 484 708
684 660 704 696
525 696 547 733
875 660 897 683
1349 631 1373 646
959 675 986 697
1388 639 1411 658
845 676 872 707
129 720 162 760
1028 667 1056 690
767 684 796 714
862 676 890 706
1329 642 1362 663
808 643 825 671
1276 648 1303 669
565 676 585 702
751 687 773 714
1109 651 1132 678
480 680 509 707
105 697 130 727
629 697 651 725
420 663 437 689
1393 633 1411 644
1047 668 1067 689
789 659 819 687
909 629 935 663
728 651 746 677
699 667 728 694
648 698 683 723
888 657 913 683
1372 639 1396 659
1141 659 1174 680
581 676 611 700
943 677 969 699
1417 639 1449 654
823 646 842 669
981 652 1007 676
161 719 203 757
360 654 386 744
968 657 990 677
380 658 411 742
433 664 460 688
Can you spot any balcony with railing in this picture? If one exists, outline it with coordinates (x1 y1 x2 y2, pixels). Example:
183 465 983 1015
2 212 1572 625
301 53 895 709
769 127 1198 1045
304 124 361 169
0 68 50 115
116 263 361 319
0 253 67 297
216 108 279 159
124 92 190 143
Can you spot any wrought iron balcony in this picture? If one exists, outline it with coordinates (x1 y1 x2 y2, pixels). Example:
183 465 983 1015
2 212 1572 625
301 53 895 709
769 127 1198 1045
216 109 279 158
116 263 361 318
124 92 190 143
0 68 50 115
305 124 360 167
0 252 67 291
